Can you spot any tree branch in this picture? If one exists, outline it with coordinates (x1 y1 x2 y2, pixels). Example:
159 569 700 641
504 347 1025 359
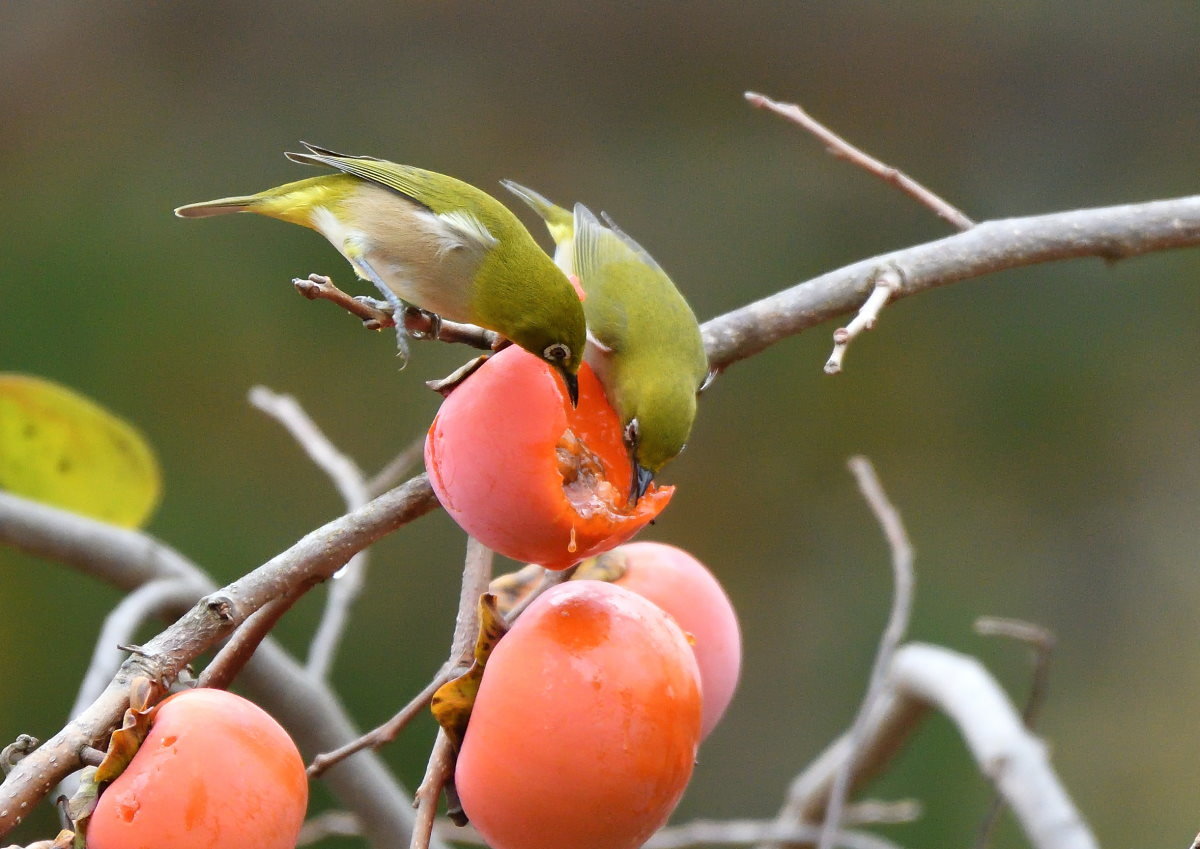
745 91 975 231
0 479 439 843
762 643 1095 849
702 194 1200 374
817 458 915 849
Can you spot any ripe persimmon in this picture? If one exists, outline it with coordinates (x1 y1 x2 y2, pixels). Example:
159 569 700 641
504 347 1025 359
425 346 672 569
88 688 307 849
455 580 701 849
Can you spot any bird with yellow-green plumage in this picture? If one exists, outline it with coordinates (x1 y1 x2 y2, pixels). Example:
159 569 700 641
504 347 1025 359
175 143 586 405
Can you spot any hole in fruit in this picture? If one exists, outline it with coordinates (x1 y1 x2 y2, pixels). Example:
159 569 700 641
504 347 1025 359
556 429 624 519
116 798 140 823
160 735 177 747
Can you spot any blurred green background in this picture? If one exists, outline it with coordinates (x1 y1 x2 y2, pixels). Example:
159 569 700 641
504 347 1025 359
2 1 1199 847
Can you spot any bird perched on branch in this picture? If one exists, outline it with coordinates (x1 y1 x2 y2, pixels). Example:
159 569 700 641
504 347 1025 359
175 144 586 404
503 181 709 497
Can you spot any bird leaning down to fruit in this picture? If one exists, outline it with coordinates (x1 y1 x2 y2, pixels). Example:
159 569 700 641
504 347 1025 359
175 144 587 404
503 181 709 498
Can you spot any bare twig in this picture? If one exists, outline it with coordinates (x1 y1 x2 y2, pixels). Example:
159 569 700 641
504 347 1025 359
842 800 922 826
297 809 360 845
412 735 457 849
817 458 915 849
745 91 974 231
308 666 455 778
701 194 1200 377
199 592 307 690
366 436 428 498
248 385 374 681
972 617 1058 849
503 565 576 624
411 537 495 849
973 617 1056 729
824 267 902 374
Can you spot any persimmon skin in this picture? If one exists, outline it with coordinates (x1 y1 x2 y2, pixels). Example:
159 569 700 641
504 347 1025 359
425 345 672 570
88 688 307 849
607 542 742 738
455 581 702 849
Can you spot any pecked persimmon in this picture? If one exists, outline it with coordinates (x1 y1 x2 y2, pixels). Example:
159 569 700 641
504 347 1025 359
599 541 742 738
455 580 701 849
425 345 672 569
88 688 307 849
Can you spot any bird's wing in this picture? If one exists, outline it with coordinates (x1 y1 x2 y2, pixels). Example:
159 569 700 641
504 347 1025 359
287 143 468 210
287 143 498 254
573 203 640 351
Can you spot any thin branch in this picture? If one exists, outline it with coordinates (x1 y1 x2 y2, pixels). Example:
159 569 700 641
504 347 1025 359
841 800 921 826
297 809 360 845
412 735 457 849
973 617 1056 729
971 617 1058 849
411 537 495 849
502 565 576 624
198 591 307 690
248 385 374 681
294 273 500 350
817 458 915 849
823 267 902 375
308 666 455 778
745 91 974 231
701 194 1200 376
366 436 428 498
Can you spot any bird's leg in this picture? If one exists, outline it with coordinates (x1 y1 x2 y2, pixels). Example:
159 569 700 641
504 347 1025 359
355 257 411 366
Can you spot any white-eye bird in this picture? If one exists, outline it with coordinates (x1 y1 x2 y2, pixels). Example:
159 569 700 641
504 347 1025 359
502 181 709 497
175 144 586 403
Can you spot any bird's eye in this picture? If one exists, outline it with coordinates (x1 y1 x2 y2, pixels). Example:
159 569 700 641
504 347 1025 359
543 343 571 362
624 419 640 446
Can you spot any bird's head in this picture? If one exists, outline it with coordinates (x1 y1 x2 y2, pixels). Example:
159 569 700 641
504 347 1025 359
623 376 699 500
503 282 586 406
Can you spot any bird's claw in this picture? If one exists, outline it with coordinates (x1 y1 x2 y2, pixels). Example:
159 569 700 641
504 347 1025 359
403 306 443 341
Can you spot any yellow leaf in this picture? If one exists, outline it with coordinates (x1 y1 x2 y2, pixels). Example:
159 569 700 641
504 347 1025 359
0 374 161 527
431 594 508 753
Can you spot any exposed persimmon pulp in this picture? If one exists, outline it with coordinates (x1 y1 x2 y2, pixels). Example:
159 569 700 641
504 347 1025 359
556 426 627 520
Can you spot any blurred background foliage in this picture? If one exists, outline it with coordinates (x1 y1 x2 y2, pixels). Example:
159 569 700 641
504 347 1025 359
2 1 1198 847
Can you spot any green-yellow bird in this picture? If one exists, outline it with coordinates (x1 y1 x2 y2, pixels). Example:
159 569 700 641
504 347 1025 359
175 144 586 403
503 181 709 497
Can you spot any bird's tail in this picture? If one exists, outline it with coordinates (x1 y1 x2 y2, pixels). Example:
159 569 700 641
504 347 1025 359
501 180 574 247
174 195 258 218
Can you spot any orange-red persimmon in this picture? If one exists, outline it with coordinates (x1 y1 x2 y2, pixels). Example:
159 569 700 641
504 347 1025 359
455 580 702 849
606 541 742 738
425 345 672 569
89 688 307 849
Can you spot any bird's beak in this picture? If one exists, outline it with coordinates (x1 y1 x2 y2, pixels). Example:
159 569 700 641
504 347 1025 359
561 369 580 407
633 464 655 502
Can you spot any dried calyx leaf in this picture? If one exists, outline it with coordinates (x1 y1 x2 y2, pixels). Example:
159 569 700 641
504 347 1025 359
68 677 167 844
430 594 508 754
